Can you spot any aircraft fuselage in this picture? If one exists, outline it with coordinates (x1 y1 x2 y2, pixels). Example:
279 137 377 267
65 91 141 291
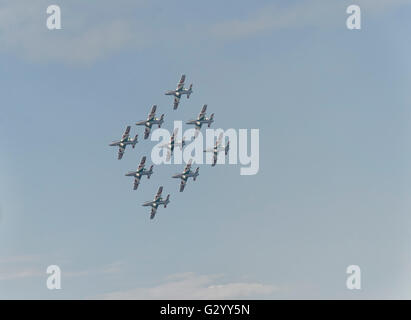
165 88 191 97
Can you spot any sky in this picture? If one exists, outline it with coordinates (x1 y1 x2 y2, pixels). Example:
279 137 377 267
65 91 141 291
1 0 411 299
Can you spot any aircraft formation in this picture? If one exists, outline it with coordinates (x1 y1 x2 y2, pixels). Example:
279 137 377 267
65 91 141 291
109 75 230 220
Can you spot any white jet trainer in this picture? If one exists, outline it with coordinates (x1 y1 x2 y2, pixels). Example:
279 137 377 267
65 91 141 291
142 186 170 220
165 74 193 110
125 156 154 190
158 128 186 161
186 104 214 137
204 132 230 166
172 159 200 192
109 126 138 160
135 105 164 140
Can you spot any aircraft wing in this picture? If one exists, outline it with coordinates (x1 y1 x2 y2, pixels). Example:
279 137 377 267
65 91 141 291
166 150 172 162
121 126 131 141
183 159 193 173
159 142 171 149
148 105 156 120
176 74 185 90
144 127 151 139
150 207 157 220
179 179 186 192
118 146 125 160
109 141 120 147
171 128 178 142
173 96 180 110
137 156 146 171
155 186 163 200
198 104 207 120
133 177 141 190
216 132 224 147
212 152 218 166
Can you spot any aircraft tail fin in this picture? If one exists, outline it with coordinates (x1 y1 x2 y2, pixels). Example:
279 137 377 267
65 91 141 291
147 165 154 179
193 167 199 181
187 84 193 98
208 113 214 128
225 141 230 155
159 114 164 128
164 194 170 208
132 134 138 148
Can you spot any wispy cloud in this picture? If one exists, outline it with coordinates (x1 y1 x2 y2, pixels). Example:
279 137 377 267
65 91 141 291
65 261 125 278
0 1 147 64
0 253 124 283
0 0 409 64
0 0 410 64
96 272 277 300
0 255 42 281
0 269 42 281
210 0 410 40
0 254 41 264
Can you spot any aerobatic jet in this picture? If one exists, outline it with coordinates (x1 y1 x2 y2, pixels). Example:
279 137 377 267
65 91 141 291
125 156 153 190
109 126 138 160
172 159 200 192
165 74 193 110
135 105 164 139
142 186 170 220
186 104 214 136
159 128 186 161
204 132 230 166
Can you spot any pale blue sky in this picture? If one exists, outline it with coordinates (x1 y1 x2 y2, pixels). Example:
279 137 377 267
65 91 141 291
1 0 411 299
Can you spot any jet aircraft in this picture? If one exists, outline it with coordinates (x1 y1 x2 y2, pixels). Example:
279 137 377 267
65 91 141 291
159 128 186 161
142 186 170 219
109 126 138 160
172 159 200 192
186 104 214 137
135 105 164 140
204 132 230 166
125 156 153 190
165 74 193 110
